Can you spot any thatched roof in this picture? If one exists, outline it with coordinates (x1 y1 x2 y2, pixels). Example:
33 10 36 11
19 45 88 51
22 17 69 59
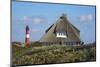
40 14 81 43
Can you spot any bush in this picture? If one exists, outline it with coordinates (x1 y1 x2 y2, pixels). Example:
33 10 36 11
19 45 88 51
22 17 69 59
30 41 42 47
12 44 96 65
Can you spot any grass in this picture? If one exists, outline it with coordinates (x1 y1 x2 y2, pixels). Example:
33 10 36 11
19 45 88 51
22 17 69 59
12 43 96 66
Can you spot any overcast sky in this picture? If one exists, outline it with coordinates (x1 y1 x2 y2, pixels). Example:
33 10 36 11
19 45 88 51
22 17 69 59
12 1 96 44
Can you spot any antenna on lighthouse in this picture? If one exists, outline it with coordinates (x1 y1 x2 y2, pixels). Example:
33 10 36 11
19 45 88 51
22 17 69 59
25 25 30 48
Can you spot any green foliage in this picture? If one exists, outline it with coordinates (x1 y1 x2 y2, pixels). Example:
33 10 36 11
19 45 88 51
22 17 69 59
12 43 96 65
30 41 42 47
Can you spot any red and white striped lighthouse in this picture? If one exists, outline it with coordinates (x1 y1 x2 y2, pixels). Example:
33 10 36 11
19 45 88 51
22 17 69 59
25 25 30 47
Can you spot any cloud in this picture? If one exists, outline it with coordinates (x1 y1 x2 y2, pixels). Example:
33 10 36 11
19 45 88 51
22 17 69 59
23 16 30 23
32 16 46 24
78 14 93 22
31 29 39 34
21 16 47 24
23 16 28 21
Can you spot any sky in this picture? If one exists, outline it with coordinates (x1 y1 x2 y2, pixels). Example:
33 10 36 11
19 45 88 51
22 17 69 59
12 1 96 44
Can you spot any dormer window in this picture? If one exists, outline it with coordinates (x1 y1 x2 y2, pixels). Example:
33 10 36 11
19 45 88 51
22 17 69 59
56 31 67 38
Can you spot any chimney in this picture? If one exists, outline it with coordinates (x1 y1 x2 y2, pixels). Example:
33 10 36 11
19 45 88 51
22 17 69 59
60 13 67 19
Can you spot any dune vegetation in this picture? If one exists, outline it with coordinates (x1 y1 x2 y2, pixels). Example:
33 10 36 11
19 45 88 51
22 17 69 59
12 42 96 66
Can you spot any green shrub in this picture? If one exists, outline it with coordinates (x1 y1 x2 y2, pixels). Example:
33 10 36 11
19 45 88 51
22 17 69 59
12 44 96 65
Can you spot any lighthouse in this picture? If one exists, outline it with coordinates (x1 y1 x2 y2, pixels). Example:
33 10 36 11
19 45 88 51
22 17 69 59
25 25 30 47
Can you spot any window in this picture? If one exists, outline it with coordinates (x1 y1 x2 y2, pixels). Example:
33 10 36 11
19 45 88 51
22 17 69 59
56 32 67 38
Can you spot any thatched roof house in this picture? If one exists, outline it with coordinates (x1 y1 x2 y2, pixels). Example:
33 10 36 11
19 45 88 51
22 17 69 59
40 14 82 45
